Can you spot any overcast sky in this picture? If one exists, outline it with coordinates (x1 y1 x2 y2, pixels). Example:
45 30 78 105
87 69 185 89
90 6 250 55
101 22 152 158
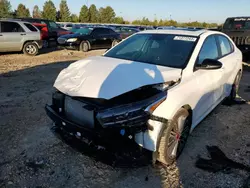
10 0 250 23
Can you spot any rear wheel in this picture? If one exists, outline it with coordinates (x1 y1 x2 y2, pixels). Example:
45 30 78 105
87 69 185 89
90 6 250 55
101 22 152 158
224 71 241 104
157 108 191 165
79 41 89 52
23 42 38 56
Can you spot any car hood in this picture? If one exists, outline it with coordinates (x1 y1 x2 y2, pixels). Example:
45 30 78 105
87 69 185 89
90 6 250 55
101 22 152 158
54 56 182 100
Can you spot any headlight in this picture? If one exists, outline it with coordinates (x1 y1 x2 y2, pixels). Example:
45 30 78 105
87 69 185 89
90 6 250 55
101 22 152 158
96 91 167 128
67 38 78 42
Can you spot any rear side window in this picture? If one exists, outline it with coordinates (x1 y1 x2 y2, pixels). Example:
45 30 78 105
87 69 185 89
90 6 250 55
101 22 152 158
197 36 219 64
217 35 233 56
24 23 38 32
0 22 24 32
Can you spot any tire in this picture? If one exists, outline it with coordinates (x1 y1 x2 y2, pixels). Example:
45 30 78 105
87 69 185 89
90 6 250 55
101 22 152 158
157 108 191 165
23 42 38 56
112 40 119 47
79 41 89 52
224 71 241 104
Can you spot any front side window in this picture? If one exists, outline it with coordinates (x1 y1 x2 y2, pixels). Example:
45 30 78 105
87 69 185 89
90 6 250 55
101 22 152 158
218 35 233 56
105 34 198 69
197 36 219 65
1 22 24 33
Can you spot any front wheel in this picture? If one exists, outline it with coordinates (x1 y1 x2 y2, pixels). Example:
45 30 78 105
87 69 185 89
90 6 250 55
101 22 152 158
112 40 119 47
156 108 191 165
79 41 89 52
23 42 39 56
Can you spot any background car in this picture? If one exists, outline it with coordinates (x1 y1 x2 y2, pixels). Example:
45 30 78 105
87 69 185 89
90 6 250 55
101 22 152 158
18 18 72 39
57 27 121 52
115 27 139 39
0 19 43 56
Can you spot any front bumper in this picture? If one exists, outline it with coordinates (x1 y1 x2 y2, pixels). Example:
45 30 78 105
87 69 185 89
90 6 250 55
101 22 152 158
45 104 147 144
45 104 152 166
57 42 79 50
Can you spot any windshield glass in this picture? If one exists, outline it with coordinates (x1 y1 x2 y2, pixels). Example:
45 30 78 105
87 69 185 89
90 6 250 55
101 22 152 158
104 34 197 68
223 18 250 30
75 28 92 35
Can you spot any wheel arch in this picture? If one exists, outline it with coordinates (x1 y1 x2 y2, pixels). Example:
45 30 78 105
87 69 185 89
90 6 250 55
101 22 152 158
80 40 91 50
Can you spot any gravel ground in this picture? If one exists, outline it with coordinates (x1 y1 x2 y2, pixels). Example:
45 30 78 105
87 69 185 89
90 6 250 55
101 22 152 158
0 49 250 188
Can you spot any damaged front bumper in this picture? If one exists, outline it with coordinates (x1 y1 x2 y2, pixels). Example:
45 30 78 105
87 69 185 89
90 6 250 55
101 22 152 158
45 88 169 152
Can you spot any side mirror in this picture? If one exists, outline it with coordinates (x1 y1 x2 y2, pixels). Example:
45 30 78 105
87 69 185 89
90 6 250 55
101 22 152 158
196 59 222 70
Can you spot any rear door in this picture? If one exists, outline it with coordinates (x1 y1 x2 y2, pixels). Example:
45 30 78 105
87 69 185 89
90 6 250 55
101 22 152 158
0 21 25 51
216 35 240 97
22 23 40 41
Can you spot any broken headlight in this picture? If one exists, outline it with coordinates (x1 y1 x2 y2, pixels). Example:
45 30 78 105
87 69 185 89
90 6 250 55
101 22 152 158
96 91 167 128
52 90 65 113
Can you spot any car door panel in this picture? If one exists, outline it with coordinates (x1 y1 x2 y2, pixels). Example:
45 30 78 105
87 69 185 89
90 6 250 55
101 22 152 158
217 35 240 97
192 35 224 122
0 22 25 51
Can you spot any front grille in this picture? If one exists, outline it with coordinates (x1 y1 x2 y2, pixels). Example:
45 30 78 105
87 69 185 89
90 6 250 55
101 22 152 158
231 36 246 45
64 96 95 128
57 38 66 44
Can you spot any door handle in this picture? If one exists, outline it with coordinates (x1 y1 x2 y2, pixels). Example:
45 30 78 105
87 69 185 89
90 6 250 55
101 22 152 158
0 34 3 36
20 33 26 36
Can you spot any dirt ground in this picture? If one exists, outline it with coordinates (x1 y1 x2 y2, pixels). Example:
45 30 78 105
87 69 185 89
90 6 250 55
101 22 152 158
0 49 250 188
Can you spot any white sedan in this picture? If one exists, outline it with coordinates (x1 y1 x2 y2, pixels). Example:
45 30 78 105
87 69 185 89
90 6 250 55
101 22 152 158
46 29 242 165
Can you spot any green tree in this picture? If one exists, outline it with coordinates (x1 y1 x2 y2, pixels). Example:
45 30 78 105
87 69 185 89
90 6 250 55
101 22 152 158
16 3 30 18
0 0 12 18
70 14 78 22
89 4 98 23
79 5 89 22
141 17 150 25
42 0 56 21
132 19 141 25
99 6 115 23
113 16 124 24
59 0 70 22
32 5 41 18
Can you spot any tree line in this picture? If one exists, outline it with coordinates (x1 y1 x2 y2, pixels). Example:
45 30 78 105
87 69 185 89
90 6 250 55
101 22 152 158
0 0 218 27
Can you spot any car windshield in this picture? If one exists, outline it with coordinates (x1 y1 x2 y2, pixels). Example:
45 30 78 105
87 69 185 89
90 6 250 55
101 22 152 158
104 34 197 69
75 28 92 35
223 18 250 30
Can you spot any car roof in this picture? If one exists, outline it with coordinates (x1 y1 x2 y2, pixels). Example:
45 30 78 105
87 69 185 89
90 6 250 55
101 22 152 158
139 29 220 37
0 19 32 25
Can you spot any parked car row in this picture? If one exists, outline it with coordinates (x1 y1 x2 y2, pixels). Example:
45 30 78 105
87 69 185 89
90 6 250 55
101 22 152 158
2 17 247 56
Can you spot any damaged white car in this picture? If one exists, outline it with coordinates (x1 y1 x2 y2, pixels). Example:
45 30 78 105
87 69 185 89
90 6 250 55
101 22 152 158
46 29 242 165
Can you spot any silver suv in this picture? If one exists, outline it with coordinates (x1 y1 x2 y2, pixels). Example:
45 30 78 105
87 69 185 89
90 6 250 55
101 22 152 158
0 19 43 56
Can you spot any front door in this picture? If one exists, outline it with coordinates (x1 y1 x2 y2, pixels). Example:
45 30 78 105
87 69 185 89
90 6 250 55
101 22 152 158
192 35 224 124
0 21 25 51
